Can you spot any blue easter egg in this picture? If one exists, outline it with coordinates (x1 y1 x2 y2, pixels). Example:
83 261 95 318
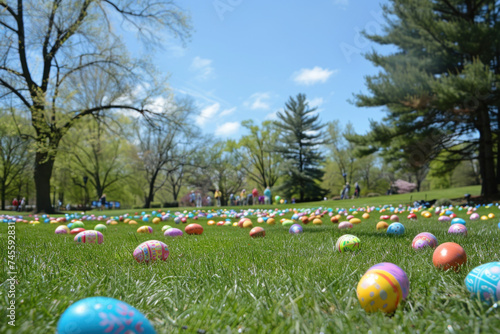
451 218 466 226
289 224 303 234
465 262 500 304
387 223 405 235
57 297 156 334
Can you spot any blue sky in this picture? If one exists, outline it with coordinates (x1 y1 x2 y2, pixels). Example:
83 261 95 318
125 0 392 138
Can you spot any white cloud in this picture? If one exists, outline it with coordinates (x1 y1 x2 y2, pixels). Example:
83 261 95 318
190 56 214 81
215 122 240 136
293 67 338 85
307 97 324 109
265 111 278 120
196 103 220 126
244 92 271 110
220 107 236 117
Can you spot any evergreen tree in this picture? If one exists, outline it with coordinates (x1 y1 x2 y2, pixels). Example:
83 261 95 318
355 0 500 196
275 94 326 201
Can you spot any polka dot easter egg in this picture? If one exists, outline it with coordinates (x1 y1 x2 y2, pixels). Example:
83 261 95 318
357 269 403 313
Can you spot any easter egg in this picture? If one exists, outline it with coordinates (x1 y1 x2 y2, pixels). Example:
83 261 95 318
465 262 500 304
71 221 84 229
387 223 405 235
282 219 294 227
357 269 403 313
312 218 323 225
133 240 169 263
390 215 399 222
335 234 360 253
174 217 181 224
451 218 466 226
74 230 104 244
249 226 265 238
376 221 389 230
152 217 161 224
470 213 479 220
164 228 183 237
161 225 172 231
362 213 370 219
242 220 253 228
207 220 216 225
448 224 467 235
366 262 410 300
330 216 339 223
70 227 85 235
380 215 390 220
289 224 303 234
488 213 495 219
266 218 276 225
55 225 70 234
137 226 153 234
57 297 156 334
338 222 353 229
349 218 362 224
129 220 138 225
433 242 467 271
412 232 438 250
407 213 417 220
94 224 107 232
185 223 203 235
438 216 451 222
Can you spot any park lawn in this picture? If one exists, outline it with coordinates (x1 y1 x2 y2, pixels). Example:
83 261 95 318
1 202 500 333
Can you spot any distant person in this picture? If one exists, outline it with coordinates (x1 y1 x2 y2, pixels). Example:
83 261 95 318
252 188 258 205
240 189 247 206
264 186 271 205
12 198 18 211
20 197 26 212
354 182 361 198
344 182 350 199
258 195 265 204
100 194 106 211
229 193 234 206
196 192 202 208
66 203 71 211
235 195 240 206
190 191 196 206
340 186 346 199
247 192 253 206
206 195 212 206
215 189 222 207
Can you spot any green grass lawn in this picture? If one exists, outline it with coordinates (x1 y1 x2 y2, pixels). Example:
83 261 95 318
1 199 500 333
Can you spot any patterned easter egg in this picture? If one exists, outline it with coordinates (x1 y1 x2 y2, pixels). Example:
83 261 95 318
338 222 353 229
438 216 451 222
55 225 70 234
335 234 361 253
164 228 183 237
357 269 403 313
412 232 438 250
57 296 156 334
465 262 500 304
137 226 153 234
433 242 467 271
133 240 169 263
366 262 410 300
448 224 467 235
185 223 203 235
249 226 265 238
470 213 479 220
94 224 107 232
289 224 303 234
74 230 104 244
387 223 405 235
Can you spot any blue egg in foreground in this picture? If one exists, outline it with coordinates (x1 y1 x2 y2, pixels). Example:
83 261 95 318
465 262 500 304
57 297 156 334
387 223 405 235
451 217 466 226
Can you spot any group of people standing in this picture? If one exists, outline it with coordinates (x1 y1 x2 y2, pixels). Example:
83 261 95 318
341 182 361 199
11 197 26 212
190 186 273 207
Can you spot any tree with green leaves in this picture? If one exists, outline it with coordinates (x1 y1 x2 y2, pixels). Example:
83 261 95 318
275 94 326 201
0 0 191 212
354 0 500 196
231 120 282 190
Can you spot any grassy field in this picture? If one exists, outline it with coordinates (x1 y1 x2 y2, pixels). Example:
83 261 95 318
1 197 500 333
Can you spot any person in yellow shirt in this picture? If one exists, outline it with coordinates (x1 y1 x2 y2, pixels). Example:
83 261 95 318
240 189 246 206
215 189 222 207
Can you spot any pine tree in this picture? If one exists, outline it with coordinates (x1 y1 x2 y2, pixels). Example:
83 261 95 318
355 0 500 196
275 94 326 201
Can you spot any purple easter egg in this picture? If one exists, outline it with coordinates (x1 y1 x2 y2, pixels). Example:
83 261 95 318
448 224 467 235
164 228 183 237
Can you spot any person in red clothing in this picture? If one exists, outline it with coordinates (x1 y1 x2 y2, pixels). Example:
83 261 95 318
12 198 19 211
252 188 258 205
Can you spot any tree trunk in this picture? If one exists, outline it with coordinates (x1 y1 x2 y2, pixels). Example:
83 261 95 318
1 184 5 210
34 151 56 213
144 172 158 208
477 109 498 196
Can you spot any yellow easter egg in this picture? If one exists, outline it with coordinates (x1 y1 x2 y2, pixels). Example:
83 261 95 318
357 269 402 313
350 218 362 224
